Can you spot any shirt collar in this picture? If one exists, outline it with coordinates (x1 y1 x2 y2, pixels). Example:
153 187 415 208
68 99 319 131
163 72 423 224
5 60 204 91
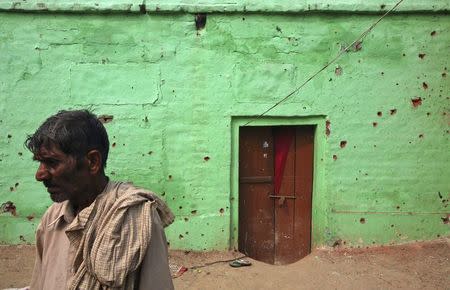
46 180 113 230
46 201 75 228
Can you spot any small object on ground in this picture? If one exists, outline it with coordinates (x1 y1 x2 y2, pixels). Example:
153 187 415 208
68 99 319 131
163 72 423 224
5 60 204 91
169 263 188 278
229 258 252 268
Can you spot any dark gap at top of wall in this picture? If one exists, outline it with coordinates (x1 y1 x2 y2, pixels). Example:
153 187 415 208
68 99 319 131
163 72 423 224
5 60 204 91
1 9 449 17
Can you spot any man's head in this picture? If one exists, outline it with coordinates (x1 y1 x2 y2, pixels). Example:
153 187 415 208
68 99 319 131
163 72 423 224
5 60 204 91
25 110 110 204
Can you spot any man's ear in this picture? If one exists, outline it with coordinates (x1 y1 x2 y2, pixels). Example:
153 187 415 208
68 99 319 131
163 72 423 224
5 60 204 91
86 150 103 175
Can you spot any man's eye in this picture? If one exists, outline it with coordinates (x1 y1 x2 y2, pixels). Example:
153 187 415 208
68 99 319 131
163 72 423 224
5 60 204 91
45 159 59 166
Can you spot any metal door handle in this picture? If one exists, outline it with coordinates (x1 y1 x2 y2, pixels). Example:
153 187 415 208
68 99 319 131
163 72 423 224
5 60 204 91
269 195 296 206
268 195 296 199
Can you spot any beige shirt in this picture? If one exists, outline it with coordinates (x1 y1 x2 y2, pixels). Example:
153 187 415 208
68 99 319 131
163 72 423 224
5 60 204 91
30 182 174 290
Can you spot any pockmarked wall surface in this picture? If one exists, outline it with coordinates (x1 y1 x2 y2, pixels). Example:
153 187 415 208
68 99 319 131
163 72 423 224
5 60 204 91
0 4 449 250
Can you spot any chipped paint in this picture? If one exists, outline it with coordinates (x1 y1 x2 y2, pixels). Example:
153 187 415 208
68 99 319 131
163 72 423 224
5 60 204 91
0 6 449 249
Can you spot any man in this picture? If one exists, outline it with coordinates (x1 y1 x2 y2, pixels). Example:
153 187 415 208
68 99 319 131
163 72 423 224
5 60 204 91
25 110 175 290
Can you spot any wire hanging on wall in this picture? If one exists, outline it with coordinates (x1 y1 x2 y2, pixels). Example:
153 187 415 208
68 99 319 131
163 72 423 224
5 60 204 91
243 0 406 126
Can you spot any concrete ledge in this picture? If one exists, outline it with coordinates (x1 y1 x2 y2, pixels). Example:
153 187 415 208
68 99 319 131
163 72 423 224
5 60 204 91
0 0 449 13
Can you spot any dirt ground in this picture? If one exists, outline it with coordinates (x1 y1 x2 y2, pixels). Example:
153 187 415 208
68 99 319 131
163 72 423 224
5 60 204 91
0 238 449 290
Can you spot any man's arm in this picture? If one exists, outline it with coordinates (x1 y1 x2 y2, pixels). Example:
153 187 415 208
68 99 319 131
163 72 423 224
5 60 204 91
29 220 45 290
138 206 174 290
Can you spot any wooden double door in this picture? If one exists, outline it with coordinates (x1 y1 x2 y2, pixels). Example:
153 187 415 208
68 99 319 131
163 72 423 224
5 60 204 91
238 125 314 265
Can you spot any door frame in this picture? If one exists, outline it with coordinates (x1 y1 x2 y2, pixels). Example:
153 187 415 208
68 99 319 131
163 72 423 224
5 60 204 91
230 116 328 250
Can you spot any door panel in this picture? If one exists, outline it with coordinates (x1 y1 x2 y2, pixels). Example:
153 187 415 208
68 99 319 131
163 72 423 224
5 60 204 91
293 126 314 259
273 127 296 264
239 126 274 264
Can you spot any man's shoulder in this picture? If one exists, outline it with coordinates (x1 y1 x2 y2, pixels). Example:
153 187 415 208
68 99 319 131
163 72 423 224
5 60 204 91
106 180 155 199
105 180 175 228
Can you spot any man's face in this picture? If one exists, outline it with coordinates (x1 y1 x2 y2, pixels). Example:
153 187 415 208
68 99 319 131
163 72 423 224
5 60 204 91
33 144 89 203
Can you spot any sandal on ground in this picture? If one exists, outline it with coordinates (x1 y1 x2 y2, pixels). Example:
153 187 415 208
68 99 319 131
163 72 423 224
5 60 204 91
229 258 252 267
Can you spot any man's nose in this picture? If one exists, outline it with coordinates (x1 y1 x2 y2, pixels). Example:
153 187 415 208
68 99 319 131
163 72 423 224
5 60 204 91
35 163 50 181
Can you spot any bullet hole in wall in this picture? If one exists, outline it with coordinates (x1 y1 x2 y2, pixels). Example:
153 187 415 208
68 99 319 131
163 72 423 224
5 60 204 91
418 53 426 59
98 115 113 124
442 72 447 77
184 217 189 222
380 4 386 9
353 41 362 51
204 156 210 161
419 134 424 138
179 206 182 209
390 109 397 115
191 210 197 215
0 201 17 216
26 214 34 221
148 151 153 155
377 111 382 117
325 120 331 137
422 82 428 90
179 234 184 239
276 26 282 33
411 97 422 108
139 3 146 13
332 239 342 247
360 218 366 224
19 235 26 242
168 175 172 180
340 141 347 148
7 134 12 138
430 31 436 36
18 152 23 156
372 122 378 127
195 13 207 30
112 142 116 147
332 155 337 161
219 208 224 214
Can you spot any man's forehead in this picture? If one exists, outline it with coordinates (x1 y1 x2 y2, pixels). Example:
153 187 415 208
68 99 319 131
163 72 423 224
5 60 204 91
34 144 66 158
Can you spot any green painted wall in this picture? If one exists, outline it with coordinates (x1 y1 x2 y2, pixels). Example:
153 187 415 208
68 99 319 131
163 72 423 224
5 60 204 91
0 6 449 250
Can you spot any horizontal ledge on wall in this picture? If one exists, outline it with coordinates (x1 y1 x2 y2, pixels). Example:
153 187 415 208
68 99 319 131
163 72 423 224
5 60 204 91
332 210 448 215
0 1 449 13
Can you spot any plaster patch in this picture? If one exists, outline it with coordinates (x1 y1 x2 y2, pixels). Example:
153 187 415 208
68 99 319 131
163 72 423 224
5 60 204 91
70 64 159 105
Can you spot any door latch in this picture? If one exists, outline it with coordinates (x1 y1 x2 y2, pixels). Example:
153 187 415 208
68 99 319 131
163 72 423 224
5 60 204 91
269 195 296 206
